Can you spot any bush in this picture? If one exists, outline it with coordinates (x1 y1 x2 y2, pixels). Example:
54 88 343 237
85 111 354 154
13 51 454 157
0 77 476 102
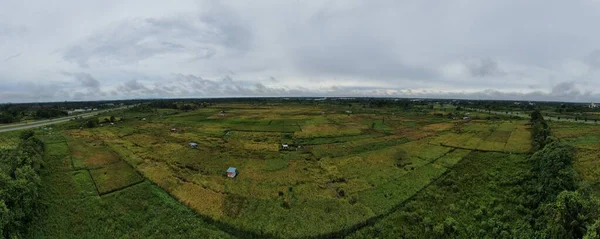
0 135 45 238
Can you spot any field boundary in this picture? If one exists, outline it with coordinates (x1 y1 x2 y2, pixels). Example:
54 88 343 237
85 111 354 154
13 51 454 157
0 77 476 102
86 169 101 197
438 143 529 155
99 179 146 197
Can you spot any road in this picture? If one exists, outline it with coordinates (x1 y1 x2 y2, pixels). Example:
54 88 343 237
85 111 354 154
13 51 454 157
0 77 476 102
465 108 600 124
0 106 130 133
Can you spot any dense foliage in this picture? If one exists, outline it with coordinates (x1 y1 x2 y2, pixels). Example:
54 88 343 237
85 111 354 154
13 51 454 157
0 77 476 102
531 109 551 151
0 130 44 238
526 114 597 238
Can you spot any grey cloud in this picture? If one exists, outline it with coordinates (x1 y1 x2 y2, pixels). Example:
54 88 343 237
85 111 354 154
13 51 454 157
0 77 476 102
467 59 505 77
584 50 600 68
111 74 311 98
551 81 579 96
123 79 148 91
62 6 251 67
4 1 600 103
103 73 598 103
4 52 21 61
63 72 101 89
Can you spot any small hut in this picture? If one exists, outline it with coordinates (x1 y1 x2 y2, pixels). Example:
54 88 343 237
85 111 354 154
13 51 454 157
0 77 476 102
226 167 238 178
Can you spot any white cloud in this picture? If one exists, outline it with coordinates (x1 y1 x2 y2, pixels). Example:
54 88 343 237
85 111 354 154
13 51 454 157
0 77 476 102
2 0 600 102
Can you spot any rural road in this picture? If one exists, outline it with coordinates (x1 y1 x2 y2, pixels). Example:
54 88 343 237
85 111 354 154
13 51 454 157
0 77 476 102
465 108 600 125
0 106 131 133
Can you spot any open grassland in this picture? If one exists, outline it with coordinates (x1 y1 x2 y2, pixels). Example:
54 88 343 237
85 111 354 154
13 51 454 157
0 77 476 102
54 104 534 237
550 121 600 202
0 131 21 150
348 152 534 238
27 135 234 238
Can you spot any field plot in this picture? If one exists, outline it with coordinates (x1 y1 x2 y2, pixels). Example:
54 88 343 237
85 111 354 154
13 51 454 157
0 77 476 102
66 135 120 168
429 121 531 154
349 152 533 238
61 104 532 238
30 136 233 238
573 149 600 183
504 124 531 153
89 161 144 194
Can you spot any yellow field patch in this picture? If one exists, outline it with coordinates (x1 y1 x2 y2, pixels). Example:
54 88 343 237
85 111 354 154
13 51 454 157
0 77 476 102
421 123 455 132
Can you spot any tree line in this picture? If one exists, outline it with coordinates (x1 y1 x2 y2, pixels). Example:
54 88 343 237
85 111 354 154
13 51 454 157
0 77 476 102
0 130 45 238
526 110 599 238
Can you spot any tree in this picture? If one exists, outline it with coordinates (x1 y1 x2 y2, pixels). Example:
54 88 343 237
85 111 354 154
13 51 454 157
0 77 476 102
20 130 34 140
109 115 116 122
85 119 98 128
545 191 594 239
584 219 600 239
531 141 576 203
0 200 8 237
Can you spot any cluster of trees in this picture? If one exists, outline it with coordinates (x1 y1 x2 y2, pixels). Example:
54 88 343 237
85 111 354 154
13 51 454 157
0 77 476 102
525 112 599 238
33 109 67 119
0 105 28 123
0 130 45 238
530 110 551 151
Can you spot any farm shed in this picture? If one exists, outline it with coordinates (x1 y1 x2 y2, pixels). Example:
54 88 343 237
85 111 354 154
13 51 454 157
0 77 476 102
189 142 198 148
226 167 237 178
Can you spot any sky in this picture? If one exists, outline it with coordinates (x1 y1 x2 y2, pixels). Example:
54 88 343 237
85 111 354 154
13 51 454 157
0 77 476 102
2 0 600 103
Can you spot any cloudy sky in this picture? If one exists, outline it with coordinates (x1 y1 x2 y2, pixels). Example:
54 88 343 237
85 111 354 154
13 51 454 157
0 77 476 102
2 0 600 103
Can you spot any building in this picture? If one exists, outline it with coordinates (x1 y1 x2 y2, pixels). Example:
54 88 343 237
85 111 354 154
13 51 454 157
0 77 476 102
282 144 289 150
463 117 471 121
171 127 177 133
226 167 237 178
590 103 598 109
189 142 198 148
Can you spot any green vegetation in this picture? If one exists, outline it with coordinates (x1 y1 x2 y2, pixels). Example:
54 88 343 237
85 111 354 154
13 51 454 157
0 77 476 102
0 130 44 238
2 98 600 238
25 130 233 238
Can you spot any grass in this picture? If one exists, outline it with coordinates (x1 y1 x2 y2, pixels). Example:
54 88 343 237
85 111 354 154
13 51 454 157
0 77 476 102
29 104 541 238
349 152 533 238
29 136 233 238
66 135 120 169
89 161 144 195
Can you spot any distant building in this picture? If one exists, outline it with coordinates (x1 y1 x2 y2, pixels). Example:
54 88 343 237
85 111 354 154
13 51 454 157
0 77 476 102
171 127 177 132
189 142 198 148
226 167 237 178
345 110 352 114
282 144 289 150
590 103 598 109
68 109 86 115
463 117 471 121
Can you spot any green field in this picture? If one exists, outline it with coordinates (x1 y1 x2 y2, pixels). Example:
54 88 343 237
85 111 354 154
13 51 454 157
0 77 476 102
9 101 600 238
23 103 536 238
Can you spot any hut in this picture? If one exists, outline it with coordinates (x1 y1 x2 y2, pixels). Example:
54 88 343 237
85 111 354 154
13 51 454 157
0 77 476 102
226 167 238 178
